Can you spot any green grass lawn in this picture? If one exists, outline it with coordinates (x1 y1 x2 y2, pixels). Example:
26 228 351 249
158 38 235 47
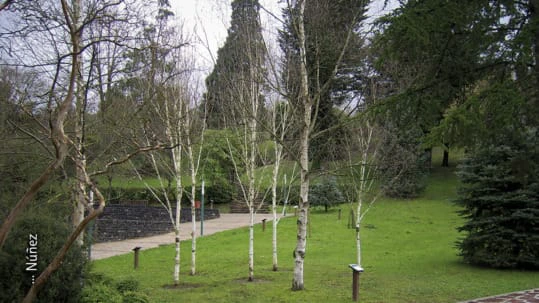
91 166 538 303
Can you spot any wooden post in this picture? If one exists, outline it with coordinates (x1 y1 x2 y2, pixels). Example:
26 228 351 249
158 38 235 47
349 264 364 302
133 247 142 269
338 208 342 220
262 219 267 232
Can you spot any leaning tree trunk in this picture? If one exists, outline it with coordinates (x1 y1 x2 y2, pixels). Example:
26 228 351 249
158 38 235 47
0 0 78 250
23 184 106 303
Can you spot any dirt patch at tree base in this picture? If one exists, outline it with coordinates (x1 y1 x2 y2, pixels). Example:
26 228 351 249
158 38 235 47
162 282 203 290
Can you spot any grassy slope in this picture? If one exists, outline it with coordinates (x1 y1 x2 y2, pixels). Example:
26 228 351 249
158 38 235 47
92 155 538 302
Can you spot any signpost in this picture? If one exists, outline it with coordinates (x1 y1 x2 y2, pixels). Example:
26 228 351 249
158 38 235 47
348 264 364 302
200 180 205 236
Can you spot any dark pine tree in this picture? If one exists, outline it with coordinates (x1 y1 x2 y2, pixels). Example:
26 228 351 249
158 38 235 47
204 0 265 129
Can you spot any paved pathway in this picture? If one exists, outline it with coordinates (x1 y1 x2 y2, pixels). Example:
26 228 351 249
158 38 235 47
90 213 280 260
460 289 539 303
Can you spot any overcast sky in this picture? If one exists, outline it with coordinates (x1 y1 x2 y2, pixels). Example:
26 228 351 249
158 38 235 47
170 0 399 74
170 0 282 72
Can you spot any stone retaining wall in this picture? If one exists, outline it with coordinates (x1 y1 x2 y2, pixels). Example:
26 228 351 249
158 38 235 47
93 204 220 242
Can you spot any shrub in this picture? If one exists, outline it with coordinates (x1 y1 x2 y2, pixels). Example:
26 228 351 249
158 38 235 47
122 291 150 303
115 277 140 294
0 210 88 303
85 271 114 285
80 283 123 303
203 179 238 204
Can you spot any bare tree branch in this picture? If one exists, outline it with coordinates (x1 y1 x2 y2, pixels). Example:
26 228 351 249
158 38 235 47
0 0 13 13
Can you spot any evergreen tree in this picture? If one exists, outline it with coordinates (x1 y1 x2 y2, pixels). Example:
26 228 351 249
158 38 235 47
377 123 428 199
309 177 344 212
375 0 539 152
456 129 539 269
204 0 265 129
452 80 539 269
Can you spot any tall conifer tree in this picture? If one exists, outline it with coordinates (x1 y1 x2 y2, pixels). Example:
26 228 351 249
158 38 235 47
204 0 265 129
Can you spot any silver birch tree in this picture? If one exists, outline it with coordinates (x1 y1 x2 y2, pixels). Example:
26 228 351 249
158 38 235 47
131 9 194 285
184 91 206 276
283 0 368 290
206 0 267 282
268 100 294 272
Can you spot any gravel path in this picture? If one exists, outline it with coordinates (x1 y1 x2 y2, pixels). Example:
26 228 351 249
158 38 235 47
90 213 280 260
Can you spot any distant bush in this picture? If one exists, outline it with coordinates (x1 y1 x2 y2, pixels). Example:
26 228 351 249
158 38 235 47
103 180 239 206
309 177 344 211
183 179 238 205
276 184 300 206
103 187 157 204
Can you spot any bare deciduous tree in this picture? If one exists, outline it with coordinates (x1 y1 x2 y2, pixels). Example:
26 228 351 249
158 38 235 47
0 1 161 301
283 0 367 290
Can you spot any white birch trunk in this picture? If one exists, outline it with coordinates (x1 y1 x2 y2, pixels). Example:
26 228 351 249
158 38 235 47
172 146 182 286
73 148 86 246
73 6 85 245
248 204 255 281
355 123 374 268
247 109 257 281
292 0 310 291
271 107 284 271
356 194 362 267
190 159 197 276
186 100 205 276
271 152 280 271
